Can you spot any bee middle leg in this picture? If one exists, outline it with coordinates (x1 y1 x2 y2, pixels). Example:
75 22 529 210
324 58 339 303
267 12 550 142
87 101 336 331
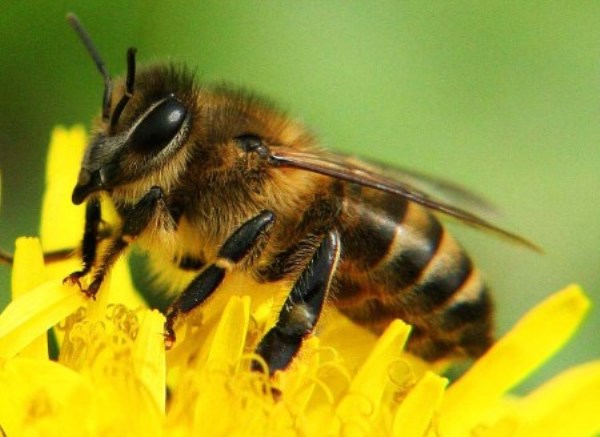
252 230 340 375
164 210 275 348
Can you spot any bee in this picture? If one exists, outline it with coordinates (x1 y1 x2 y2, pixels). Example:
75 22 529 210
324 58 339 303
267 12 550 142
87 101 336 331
57 14 538 375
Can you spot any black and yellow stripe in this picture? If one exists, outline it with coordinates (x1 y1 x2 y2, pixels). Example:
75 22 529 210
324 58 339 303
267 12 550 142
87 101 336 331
335 188 493 361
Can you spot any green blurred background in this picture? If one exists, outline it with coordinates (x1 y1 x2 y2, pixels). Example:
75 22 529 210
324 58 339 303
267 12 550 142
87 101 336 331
1 2 598 392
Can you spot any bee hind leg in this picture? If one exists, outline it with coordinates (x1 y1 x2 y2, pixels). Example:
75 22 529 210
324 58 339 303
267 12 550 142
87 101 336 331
252 230 340 375
164 210 275 348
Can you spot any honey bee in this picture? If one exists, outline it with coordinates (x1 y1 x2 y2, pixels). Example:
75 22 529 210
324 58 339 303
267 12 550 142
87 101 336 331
55 14 538 374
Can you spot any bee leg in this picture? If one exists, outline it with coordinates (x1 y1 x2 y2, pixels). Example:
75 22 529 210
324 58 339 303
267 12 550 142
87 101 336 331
1 247 76 266
0 250 14 265
252 230 340 375
164 210 275 348
2 201 109 268
82 187 166 298
63 197 102 288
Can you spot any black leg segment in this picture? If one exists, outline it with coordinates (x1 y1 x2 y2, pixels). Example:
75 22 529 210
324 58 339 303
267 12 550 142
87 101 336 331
87 186 166 297
252 230 340 375
121 186 165 239
81 197 102 269
65 187 167 298
164 210 275 347
218 210 275 262
63 197 102 287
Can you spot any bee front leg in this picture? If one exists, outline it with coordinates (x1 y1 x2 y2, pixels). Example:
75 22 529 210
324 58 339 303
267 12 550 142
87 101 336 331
76 186 166 298
252 230 340 375
64 197 102 288
164 210 275 348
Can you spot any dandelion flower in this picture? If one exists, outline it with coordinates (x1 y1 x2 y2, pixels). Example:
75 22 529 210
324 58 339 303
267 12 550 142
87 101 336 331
0 127 599 436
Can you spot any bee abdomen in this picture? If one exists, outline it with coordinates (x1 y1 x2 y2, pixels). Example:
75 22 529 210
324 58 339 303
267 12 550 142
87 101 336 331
340 192 411 271
406 269 494 360
336 198 494 360
336 264 493 360
341 198 444 286
399 225 473 312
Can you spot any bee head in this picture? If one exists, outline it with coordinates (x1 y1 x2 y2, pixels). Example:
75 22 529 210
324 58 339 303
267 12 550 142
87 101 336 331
68 14 194 205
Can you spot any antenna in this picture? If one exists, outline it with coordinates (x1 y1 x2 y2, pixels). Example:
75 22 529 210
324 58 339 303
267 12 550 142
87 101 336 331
66 13 113 120
111 47 137 128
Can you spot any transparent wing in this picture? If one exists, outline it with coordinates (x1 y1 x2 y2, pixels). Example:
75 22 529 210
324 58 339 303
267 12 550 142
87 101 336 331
269 148 540 252
348 156 500 219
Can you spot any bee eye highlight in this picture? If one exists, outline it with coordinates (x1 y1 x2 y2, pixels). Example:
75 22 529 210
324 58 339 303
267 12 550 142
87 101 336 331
129 96 187 154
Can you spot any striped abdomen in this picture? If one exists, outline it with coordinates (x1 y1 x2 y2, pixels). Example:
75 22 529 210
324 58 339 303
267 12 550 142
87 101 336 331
335 187 493 361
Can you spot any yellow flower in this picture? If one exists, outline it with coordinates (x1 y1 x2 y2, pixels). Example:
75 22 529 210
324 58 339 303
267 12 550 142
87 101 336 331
0 126 599 436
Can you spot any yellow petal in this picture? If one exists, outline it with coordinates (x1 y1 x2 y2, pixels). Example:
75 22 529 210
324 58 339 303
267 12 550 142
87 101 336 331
85 273 112 323
439 284 590 436
11 237 47 358
11 237 45 298
489 361 600 436
0 357 94 436
333 319 411 433
133 309 167 414
0 281 85 359
82 259 143 324
205 295 250 371
107 256 146 309
393 371 448 437
55 304 164 434
40 126 86 252
168 296 254 435
318 308 379 372
279 335 321 411
347 319 411 401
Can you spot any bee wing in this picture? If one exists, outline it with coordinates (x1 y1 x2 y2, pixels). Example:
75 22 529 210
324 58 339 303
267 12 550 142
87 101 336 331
346 156 501 219
269 148 541 252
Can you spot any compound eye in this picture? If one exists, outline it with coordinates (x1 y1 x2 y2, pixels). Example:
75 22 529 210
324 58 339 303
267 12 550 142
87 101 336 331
129 95 187 154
